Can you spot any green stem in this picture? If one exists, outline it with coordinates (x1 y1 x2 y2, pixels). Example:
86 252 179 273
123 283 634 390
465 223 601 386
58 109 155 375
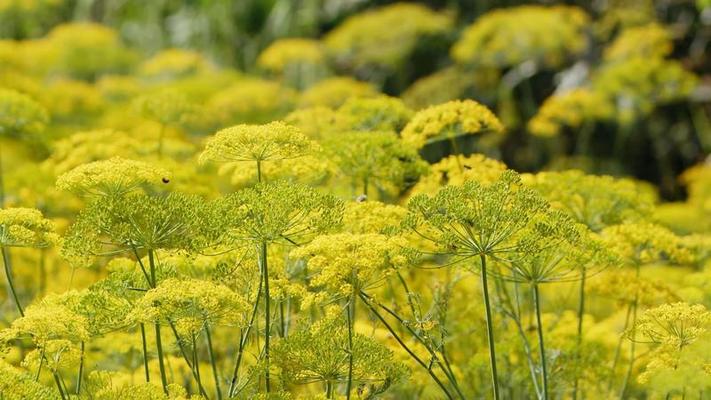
620 264 641 399
572 266 586 400
192 333 203 394
1 246 23 317
167 322 210 398
608 303 633 391
359 292 455 400
147 250 169 394
346 295 355 400
260 240 271 393
76 341 85 395
228 273 263 397
256 160 262 183
205 323 223 400
140 323 151 382
480 254 500 400
53 371 68 400
35 347 45 381
532 284 548 399
326 380 333 399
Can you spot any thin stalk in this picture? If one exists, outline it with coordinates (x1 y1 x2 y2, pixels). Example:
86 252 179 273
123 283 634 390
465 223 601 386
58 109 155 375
479 254 500 400
279 301 286 337
363 176 369 197
260 240 272 393
140 323 151 382
620 264 641 399
256 160 262 183
35 347 45 381
532 284 548 399
76 341 85 395
346 295 355 400
205 323 223 400
1 246 23 316
53 371 68 400
147 250 169 394
608 303 633 391
326 380 334 399
359 292 455 400
192 333 203 394
157 123 165 158
228 274 263 397
167 322 210 398
572 266 586 400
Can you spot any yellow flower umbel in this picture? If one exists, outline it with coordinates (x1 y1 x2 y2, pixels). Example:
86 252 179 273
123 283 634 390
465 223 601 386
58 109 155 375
207 77 296 125
343 201 407 234
56 157 171 197
0 359 58 400
0 88 49 138
257 38 327 89
298 77 378 108
451 5 589 69
0 207 55 316
324 3 451 72
337 95 413 132
139 48 213 81
199 121 318 184
603 23 673 62
528 88 614 137
409 154 507 196
400 99 504 150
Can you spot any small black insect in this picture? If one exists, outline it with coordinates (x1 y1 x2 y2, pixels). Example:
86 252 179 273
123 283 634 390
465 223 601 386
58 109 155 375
162 177 170 184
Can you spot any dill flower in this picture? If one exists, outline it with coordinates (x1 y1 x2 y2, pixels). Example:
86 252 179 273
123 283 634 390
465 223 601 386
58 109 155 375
602 222 694 265
139 48 213 81
207 78 297 125
524 170 653 231
56 157 171 197
409 154 507 196
451 5 589 69
343 201 407 234
337 95 413 132
2 292 90 344
325 131 427 197
298 77 378 108
401 66 499 110
603 23 673 62
324 3 452 71
400 99 504 149
132 89 200 129
291 233 408 297
527 88 614 137
62 192 205 262
0 88 49 138
271 316 408 394
632 302 711 350
283 106 349 139
199 121 318 183
212 181 343 246
257 38 326 88
42 78 104 119
592 57 698 123
44 22 136 79
0 207 56 248
130 278 249 338
0 359 59 400
43 130 142 174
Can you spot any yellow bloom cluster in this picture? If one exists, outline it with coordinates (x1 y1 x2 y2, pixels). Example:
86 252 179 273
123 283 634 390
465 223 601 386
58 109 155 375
603 23 673 62
452 5 589 69
0 359 58 399
409 154 507 196
298 77 378 108
324 3 452 70
343 201 407 234
257 38 325 73
283 106 348 139
43 129 143 174
337 95 413 132
400 99 504 149
139 48 213 80
200 121 317 169
0 88 49 137
291 233 407 297
130 278 249 337
2 292 89 343
56 157 170 197
0 207 55 248
207 78 296 125
602 222 694 265
634 302 711 349
528 88 614 137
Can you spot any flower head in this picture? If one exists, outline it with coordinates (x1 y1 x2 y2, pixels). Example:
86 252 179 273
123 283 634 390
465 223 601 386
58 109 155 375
56 157 171 197
0 88 49 138
0 207 55 248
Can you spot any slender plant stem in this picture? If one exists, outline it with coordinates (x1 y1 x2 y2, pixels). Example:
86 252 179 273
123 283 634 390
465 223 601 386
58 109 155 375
260 240 272 393
140 323 151 382
157 123 165 158
572 266 586 400
192 333 203 394
53 371 68 400
1 246 23 316
205 323 223 400
479 254 500 400
228 273 263 397
76 341 85 395
359 292 455 400
346 294 355 400
147 250 169 394
608 303 633 391
532 284 548 399
35 347 45 381
256 160 262 183
620 264 641 399
167 322 210 398
326 380 334 399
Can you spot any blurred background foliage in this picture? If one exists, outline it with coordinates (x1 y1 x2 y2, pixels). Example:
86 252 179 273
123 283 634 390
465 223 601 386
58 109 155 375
1 0 710 199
